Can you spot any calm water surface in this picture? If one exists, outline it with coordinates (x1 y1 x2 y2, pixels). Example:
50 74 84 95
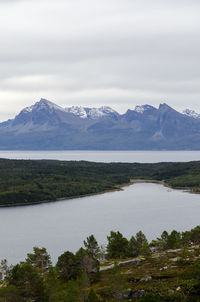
0 150 200 162
1 183 200 264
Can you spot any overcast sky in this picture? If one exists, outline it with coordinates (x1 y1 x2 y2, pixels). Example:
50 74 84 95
0 0 200 121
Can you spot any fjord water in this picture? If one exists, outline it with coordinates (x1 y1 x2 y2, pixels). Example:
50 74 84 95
1 150 200 264
1 182 200 264
0 150 200 162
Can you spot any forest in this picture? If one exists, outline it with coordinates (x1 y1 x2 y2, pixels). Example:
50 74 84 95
0 159 200 206
1 225 200 301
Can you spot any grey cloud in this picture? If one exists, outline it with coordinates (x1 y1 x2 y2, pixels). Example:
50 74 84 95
0 0 200 121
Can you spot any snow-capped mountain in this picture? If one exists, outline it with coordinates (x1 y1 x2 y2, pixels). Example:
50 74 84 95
21 98 67 114
1 98 200 150
134 105 156 114
182 109 200 119
65 106 119 119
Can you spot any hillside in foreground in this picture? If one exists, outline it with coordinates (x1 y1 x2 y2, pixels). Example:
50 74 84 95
1 226 200 301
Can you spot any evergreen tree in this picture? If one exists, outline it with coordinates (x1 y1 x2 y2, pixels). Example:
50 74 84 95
8 262 46 302
0 259 12 281
76 248 99 282
84 235 100 260
0 285 23 302
136 231 148 250
106 231 129 259
128 236 139 257
140 241 151 256
86 288 100 302
56 251 81 281
108 262 125 301
26 246 51 276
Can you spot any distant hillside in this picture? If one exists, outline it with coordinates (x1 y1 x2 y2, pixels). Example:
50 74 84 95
0 98 200 149
0 159 200 206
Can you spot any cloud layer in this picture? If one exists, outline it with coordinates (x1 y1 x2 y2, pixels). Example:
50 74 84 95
0 0 200 121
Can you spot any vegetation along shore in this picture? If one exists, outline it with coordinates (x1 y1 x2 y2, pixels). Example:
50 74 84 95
0 159 200 206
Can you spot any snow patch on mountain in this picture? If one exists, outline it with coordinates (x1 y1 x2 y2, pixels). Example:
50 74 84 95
65 106 119 119
182 109 200 119
21 98 66 114
65 106 88 119
134 105 156 114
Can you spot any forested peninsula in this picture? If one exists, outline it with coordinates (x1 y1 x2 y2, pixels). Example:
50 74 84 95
0 159 200 206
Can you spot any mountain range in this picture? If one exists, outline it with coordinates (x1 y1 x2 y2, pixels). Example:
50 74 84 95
0 98 200 150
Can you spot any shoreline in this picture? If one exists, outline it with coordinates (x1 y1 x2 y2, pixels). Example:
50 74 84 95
0 182 131 208
0 179 196 208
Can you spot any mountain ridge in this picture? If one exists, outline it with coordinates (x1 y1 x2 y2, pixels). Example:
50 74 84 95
0 98 200 150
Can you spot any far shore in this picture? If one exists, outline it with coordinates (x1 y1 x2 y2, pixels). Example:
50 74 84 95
0 179 197 208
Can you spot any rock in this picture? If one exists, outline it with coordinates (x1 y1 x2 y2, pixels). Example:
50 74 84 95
99 264 114 272
152 253 166 259
100 257 144 272
170 257 180 262
167 249 182 253
140 276 152 282
117 289 145 299
120 258 142 267
120 289 132 299
124 269 132 275
131 290 145 298
150 247 157 252
160 266 168 271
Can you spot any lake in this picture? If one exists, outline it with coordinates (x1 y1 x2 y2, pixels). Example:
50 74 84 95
1 182 200 265
0 150 200 162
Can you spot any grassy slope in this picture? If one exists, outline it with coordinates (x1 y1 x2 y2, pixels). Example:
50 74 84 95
95 247 200 301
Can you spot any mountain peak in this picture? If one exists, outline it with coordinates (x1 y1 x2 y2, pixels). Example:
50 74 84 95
158 103 174 111
1 99 200 150
21 98 66 114
134 104 156 114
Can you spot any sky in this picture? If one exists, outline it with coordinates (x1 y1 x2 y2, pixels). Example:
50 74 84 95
0 0 200 121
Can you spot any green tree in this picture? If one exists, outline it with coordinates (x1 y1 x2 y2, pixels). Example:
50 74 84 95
53 273 89 302
26 246 51 276
140 241 151 256
108 262 125 302
84 235 100 260
0 285 23 302
136 231 148 251
56 251 81 281
157 230 181 250
106 231 129 259
140 293 163 302
0 259 11 281
45 267 60 302
8 262 46 302
167 230 181 249
76 248 99 282
86 288 100 302
128 236 139 257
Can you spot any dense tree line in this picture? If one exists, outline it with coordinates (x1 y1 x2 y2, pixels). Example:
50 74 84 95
0 159 200 205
